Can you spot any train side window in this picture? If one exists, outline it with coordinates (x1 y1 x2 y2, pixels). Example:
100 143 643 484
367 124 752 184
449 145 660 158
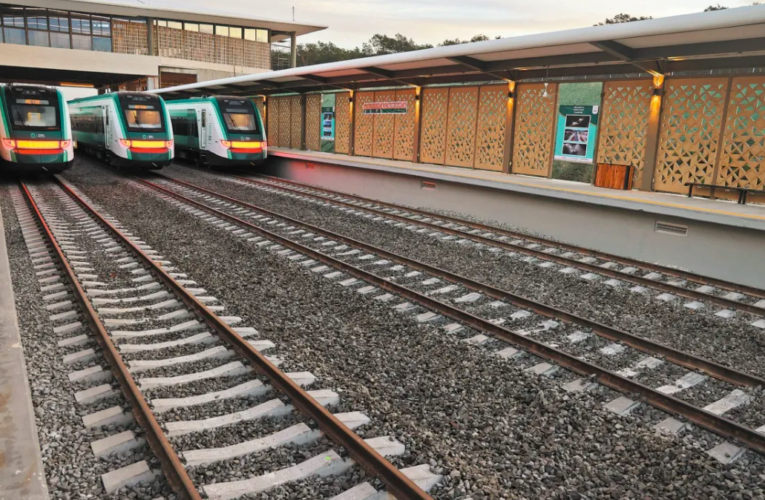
201 110 206 128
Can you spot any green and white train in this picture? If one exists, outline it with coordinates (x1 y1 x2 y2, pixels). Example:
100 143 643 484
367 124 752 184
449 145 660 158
166 96 266 168
69 92 174 169
0 84 74 173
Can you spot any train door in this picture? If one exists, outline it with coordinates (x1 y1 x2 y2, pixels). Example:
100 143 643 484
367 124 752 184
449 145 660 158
200 109 208 149
103 106 111 148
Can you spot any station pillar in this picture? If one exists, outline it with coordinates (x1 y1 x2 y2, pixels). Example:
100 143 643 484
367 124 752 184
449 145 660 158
290 32 297 68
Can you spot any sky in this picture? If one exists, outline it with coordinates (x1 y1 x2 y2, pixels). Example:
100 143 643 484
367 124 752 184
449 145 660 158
186 0 754 47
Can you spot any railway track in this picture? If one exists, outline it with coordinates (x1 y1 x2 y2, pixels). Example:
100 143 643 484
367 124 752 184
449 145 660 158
130 172 765 465
14 177 438 500
233 172 765 320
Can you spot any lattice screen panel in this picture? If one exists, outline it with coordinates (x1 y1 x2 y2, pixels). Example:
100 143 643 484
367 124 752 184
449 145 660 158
393 89 417 161
512 83 557 176
305 94 322 152
354 92 375 156
335 93 351 154
252 98 265 133
372 91 396 159
278 98 291 148
654 78 728 193
420 88 449 165
717 76 765 190
445 87 479 168
266 98 279 147
474 86 507 171
597 81 653 186
290 97 303 149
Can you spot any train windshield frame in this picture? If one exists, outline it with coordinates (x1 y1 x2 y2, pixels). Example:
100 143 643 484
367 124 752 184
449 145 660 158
8 97 60 131
118 94 166 132
216 97 260 134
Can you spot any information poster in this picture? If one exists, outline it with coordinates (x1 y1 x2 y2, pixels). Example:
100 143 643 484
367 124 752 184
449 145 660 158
554 105 599 163
321 106 335 141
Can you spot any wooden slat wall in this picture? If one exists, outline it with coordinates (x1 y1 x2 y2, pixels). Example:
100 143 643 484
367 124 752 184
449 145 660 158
445 86 479 168
511 83 557 177
354 91 375 156
305 94 322 152
393 89 417 161
474 85 508 171
335 93 351 154
419 88 450 165
596 80 653 186
290 97 303 149
372 90 396 159
654 78 728 194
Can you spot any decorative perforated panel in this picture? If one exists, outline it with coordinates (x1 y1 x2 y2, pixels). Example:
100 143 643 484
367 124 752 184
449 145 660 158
278 98 291 148
654 78 728 193
420 88 449 165
474 86 507 171
597 81 653 186
266 98 279 147
354 92 375 156
335 93 351 154
444 87 479 168
717 76 765 190
305 95 322 152
290 97 303 149
371 91 396 158
512 83 557 176
394 89 417 161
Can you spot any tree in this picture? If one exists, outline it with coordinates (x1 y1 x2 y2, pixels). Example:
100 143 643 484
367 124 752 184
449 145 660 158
705 4 728 10
361 33 432 55
597 13 652 25
439 34 493 46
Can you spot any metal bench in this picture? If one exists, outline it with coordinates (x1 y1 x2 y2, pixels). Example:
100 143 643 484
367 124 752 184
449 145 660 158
685 182 764 205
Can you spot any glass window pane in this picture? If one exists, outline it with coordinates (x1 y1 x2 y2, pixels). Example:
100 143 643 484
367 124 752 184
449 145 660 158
50 31 70 49
184 23 199 32
71 14 91 34
200 23 213 34
93 36 111 52
167 21 182 30
72 34 92 50
3 27 25 45
49 11 69 32
215 25 228 36
244 28 255 41
28 30 49 47
2 6 25 27
92 15 110 36
26 8 47 30
156 20 167 27
256 29 268 43
230 27 241 38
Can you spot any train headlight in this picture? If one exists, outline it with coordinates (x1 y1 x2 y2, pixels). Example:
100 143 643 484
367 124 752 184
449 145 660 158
119 139 132 148
1 138 16 149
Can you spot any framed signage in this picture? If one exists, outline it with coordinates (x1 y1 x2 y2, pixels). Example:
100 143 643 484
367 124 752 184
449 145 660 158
362 101 408 115
554 105 599 163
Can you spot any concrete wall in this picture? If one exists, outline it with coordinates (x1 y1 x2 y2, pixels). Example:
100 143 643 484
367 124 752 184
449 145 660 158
0 43 159 76
158 57 271 83
264 156 765 289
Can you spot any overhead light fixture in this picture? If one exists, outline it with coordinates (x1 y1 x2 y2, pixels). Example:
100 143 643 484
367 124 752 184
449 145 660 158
507 90 514 99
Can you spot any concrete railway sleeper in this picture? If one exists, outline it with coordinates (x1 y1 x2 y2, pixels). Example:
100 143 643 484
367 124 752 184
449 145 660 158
19 177 438 500
133 173 765 462
241 173 765 315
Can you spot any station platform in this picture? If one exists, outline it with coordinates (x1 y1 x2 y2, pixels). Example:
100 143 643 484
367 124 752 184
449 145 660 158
265 148 765 288
0 202 49 499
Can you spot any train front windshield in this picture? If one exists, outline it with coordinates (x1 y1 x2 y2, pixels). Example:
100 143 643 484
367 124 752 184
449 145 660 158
124 106 162 130
216 98 260 134
10 99 59 130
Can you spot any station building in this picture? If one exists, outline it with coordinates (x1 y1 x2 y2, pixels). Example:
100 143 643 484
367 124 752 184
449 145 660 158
0 0 325 89
153 7 765 287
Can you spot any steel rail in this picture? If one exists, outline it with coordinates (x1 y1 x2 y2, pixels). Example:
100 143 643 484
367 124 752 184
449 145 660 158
135 175 765 456
250 173 765 301
20 181 202 500
235 174 765 316
151 174 765 389
51 176 432 500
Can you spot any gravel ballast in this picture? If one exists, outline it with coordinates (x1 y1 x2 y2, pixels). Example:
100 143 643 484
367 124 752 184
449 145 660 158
157 165 765 381
52 159 765 499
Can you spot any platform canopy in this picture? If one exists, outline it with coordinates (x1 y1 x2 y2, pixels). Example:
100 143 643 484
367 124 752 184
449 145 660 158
10 0 326 41
150 6 765 98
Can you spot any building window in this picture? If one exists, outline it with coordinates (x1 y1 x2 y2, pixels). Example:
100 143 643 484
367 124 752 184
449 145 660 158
70 13 90 35
184 23 199 32
50 31 70 49
93 36 111 51
92 15 110 36
200 23 213 34
72 34 91 50
215 25 228 37
230 26 242 38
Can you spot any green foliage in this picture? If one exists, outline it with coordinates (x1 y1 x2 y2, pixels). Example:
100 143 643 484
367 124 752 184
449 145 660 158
596 13 652 25
704 4 728 10
557 82 603 106
552 161 594 183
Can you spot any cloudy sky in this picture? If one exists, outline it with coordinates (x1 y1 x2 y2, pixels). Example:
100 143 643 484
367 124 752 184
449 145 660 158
195 0 753 47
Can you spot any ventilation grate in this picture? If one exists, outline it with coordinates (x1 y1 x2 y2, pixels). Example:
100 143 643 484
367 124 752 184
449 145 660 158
655 221 688 236
421 181 436 190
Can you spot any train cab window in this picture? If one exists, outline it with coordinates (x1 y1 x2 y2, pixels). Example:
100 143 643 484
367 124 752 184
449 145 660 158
124 106 162 130
10 99 59 130
217 98 259 133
